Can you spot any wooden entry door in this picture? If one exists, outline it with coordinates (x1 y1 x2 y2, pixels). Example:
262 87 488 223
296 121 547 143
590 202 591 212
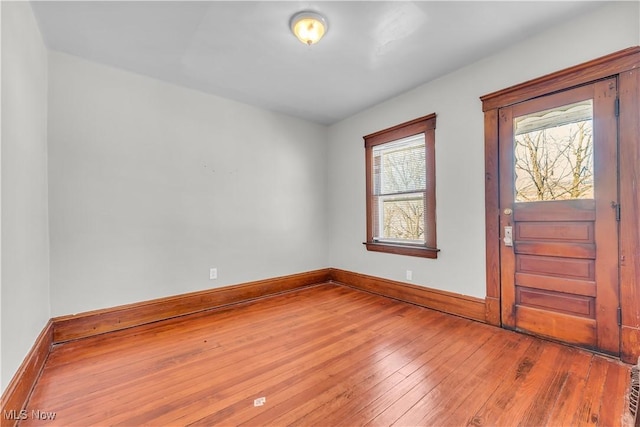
498 78 620 355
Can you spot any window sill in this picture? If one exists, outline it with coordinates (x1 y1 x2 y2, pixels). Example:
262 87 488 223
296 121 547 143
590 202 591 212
363 242 439 259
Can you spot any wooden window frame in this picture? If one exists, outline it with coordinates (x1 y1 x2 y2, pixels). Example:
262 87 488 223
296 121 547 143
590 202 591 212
364 113 439 259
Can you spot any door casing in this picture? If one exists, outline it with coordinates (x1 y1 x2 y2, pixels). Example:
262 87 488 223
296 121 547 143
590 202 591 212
480 47 640 363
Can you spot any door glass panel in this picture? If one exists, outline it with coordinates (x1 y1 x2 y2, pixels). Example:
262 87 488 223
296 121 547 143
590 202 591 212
513 100 594 202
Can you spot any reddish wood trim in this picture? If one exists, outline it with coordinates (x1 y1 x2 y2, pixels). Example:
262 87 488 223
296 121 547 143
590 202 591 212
621 326 640 364
592 78 621 355
0 321 53 427
508 82 596 117
329 268 486 323
365 137 374 247
481 47 640 112
52 269 332 343
424 126 437 250
364 114 439 258
498 107 516 329
484 109 500 326
363 242 439 259
482 47 640 362
363 113 436 147
485 296 500 326
619 68 640 364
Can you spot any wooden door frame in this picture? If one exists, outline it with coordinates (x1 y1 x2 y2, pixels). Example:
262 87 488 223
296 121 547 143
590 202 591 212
480 46 640 364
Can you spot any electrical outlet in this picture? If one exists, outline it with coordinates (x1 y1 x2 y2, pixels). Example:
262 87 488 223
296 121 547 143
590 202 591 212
210 268 218 280
406 270 413 281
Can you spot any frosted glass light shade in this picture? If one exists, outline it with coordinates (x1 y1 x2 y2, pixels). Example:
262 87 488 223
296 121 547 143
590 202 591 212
290 12 328 45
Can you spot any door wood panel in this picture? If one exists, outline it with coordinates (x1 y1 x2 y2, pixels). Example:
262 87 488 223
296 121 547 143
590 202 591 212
517 287 594 317
499 79 620 355
515 273 596 297
516 256 594 280
513 199 595 222
515 221 594 242
515 306 596 347
514 241 595 259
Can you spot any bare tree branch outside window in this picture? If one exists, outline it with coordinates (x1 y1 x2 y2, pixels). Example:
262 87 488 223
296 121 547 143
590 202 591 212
373 136 426 242
514 101 594 202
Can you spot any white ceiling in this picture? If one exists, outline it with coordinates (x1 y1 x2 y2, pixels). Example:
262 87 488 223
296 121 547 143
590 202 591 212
30 1 606 125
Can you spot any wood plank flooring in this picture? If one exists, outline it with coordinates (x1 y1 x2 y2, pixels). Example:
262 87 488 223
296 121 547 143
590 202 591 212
19 284 632 426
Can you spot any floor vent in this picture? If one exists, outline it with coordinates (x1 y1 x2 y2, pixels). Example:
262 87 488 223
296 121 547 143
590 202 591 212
631 358 639 427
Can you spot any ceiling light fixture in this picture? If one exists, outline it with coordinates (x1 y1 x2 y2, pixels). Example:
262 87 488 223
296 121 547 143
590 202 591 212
290 11 328 46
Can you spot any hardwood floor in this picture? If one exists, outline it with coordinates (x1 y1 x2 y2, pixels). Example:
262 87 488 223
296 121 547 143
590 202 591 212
18 284 631 426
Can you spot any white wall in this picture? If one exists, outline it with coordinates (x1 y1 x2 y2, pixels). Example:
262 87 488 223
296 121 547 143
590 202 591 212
48 52 328 316
1 2 50 391
327 2 640 298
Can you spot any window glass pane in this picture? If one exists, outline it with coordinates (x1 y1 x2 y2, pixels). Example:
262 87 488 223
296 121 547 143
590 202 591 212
514 100 594 202
373 134 425 196
375 194 425 243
